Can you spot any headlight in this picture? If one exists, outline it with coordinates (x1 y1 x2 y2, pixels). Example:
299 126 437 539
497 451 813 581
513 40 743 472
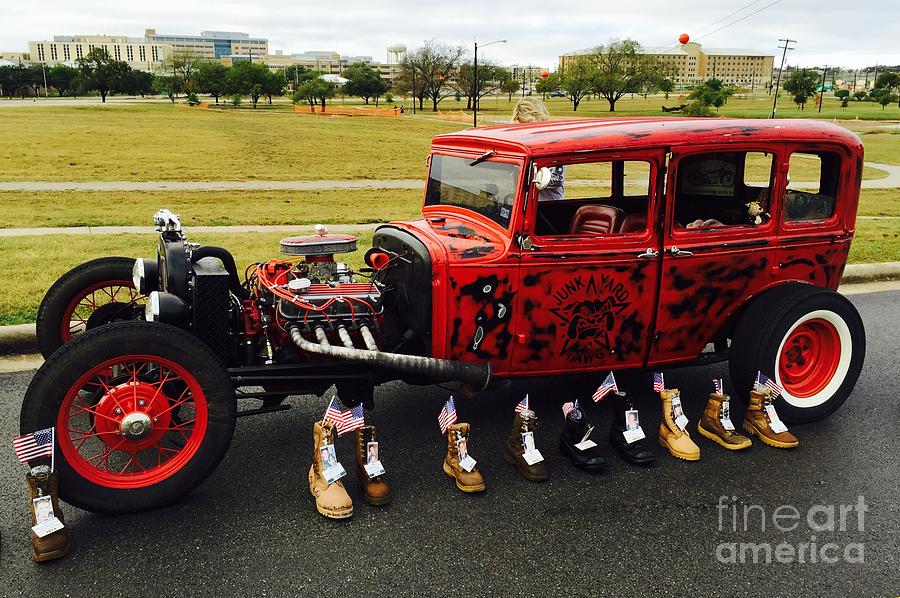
144 291 189 325
133 258 159 295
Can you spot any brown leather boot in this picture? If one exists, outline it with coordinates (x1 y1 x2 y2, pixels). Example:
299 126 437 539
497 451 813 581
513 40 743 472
658 389 700 461
697 392 752 450
26 466 70 562
308 420 353 519
355 425 390 506
742 389 799 449
442 423 485 493
504 409 549 482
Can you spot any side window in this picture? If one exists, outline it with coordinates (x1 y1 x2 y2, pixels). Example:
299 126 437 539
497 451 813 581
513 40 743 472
785 152 839 222
674 151 774 230
534 159 652 237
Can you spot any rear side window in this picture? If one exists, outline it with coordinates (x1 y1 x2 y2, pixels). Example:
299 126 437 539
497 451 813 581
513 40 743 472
785 152 840 222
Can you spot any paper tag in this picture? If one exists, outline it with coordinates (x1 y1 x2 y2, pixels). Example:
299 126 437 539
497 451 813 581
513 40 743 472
720 400 735 430
623 427 646 444
523 449 544 465
459 455 477 472
364 460 385 479
575 438 598 451
765 404 788 433
323 463 347 485
32 517 64 538
672 396 689 430
721 417 736 431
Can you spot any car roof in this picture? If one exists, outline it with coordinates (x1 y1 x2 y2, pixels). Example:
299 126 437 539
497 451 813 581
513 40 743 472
432 117 863 157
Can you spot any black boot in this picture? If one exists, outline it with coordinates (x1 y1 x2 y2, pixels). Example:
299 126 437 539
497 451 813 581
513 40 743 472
609 391 656 466
559 404 607 472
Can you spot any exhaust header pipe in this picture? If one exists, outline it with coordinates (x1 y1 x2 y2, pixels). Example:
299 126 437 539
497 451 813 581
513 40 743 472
288 325 491 389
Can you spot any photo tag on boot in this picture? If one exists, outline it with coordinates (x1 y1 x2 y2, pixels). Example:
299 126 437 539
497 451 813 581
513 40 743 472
32 517 64 538
364 441 385 478
32 495 55 525
575 425 597 451
321 444 347 484
459 455 477 472
765 405 789 433
720 400 735 431
672 396 689 430
623 409 646 443
521 432 544 464
456 435 477 472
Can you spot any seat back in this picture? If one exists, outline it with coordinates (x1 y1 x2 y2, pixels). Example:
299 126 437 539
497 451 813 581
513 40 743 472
618 213 647 233
568 205 622 235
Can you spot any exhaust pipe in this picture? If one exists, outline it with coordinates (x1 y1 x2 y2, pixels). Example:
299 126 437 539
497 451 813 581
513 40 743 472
288 325 491 389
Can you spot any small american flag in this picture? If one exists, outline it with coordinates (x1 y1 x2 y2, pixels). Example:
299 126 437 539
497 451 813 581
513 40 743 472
438 397 458 434
336 404 365 436
514 394 530 414
592 372 617 402
562 399 579 419
653 372 665 392
323 397 347 426
714 378 724 395
756 372 784 397
13 427 54 464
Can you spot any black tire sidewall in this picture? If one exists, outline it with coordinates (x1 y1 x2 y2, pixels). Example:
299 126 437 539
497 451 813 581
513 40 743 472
21 322 236 514
36 257 139 358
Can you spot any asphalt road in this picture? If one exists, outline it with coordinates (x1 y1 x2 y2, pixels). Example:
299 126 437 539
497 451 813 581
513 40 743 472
0 290 898 597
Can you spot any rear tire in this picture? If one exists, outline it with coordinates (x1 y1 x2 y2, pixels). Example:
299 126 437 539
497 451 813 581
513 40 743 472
729 285 865 423
21 322 236 514
36 257 143 358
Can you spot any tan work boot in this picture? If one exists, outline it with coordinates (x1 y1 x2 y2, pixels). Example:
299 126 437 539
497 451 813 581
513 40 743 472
442 423 485 493
697 392 752 450
355 425 390 506
742 389 798 449
658 389 700 461
503 409 549 482
26 466 70 562
308 420 353 519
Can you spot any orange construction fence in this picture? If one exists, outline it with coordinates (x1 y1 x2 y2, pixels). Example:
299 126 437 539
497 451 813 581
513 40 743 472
293 104 402 117
437 110 470 121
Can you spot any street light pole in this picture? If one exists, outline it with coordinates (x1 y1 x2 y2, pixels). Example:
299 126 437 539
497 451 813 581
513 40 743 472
771 38 796 118
473 38 506 127
817 65 828 114
41 62 49 98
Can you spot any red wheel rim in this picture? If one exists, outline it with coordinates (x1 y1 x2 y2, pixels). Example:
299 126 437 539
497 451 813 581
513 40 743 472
60 280 143 343
778 318 841 398
57 355 209 489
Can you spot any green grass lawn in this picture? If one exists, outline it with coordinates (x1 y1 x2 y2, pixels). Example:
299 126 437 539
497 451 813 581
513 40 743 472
0 222 894 326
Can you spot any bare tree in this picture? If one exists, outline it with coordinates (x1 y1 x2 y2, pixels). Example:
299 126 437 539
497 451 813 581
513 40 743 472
591 39 665 112
456 60 505 110
165 49 205 92
399 41 465 111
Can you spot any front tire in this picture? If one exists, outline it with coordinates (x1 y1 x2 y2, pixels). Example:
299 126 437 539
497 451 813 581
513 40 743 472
729 285 865 423
21 322 236 514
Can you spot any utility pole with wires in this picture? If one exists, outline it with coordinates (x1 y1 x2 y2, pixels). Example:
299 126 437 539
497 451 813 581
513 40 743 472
817 65 828 113
771 38 796 118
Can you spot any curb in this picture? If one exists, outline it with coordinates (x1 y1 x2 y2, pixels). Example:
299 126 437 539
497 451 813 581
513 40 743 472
1 262 899 358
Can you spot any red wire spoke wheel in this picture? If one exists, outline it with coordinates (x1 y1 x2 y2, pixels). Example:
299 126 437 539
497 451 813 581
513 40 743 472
21 322 236 514
36 257 146 358
730 285 864 423
58 355 208 489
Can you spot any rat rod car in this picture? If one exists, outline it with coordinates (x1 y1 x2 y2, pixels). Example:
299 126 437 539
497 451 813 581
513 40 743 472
23 118 865 513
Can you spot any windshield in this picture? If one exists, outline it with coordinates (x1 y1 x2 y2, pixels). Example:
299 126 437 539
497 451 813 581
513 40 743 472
424 154 520 228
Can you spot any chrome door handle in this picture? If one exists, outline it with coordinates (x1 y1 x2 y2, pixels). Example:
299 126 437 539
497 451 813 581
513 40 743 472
669 246 694 257
637 248 659 258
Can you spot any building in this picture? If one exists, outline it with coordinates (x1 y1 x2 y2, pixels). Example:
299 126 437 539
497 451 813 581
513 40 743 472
221 47 405 84
560 41 774 88
26 28 268 71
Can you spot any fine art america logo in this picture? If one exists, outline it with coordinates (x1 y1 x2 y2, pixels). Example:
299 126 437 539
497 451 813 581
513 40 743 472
715 495 867 565
549 273 631 363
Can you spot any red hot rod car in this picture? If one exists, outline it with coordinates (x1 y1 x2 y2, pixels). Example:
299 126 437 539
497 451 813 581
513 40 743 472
23 118 865 513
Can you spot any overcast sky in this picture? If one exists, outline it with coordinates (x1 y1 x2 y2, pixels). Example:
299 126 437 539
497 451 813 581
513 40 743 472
2 0 898 69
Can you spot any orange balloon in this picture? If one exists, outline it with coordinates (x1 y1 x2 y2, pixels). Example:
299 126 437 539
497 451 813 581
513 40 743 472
679 33 690 44
541 70 550 78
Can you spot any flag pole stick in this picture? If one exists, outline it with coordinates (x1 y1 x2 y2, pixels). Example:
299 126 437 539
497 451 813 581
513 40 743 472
51 427 55 473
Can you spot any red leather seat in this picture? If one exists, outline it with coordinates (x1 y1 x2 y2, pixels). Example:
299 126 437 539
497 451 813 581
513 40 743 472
618 213 647 233
568 205 622 235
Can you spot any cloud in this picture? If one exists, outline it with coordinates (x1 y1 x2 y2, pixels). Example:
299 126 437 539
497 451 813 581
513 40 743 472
2 0 898 68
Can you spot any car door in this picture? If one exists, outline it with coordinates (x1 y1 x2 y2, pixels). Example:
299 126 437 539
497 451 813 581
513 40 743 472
649 145 784 365
510 149 665 375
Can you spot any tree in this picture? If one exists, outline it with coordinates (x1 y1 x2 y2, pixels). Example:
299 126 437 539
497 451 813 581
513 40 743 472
834 89 850 100
77 48 130 102
455 60 506 110
119 70 154 97
166 49 205 92
880 93 899 110
783 69 819 110
47 64 79 97
535 72 559 99
658 77 675 100
853 90 867 101
399 42 465 111
284 65 315 90
27 64 46 97
192 61 228 103
591 39 666 112
262 70 286 104
500 77 520 102
0 64 28 98
689 78 735 111
343 62 389 105
226 60 270 108
558 55 596 111
153 74 178 103
292 77 334 109
873 72 900 108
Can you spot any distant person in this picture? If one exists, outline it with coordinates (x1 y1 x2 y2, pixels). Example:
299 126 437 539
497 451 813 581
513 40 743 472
512 98 564 201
